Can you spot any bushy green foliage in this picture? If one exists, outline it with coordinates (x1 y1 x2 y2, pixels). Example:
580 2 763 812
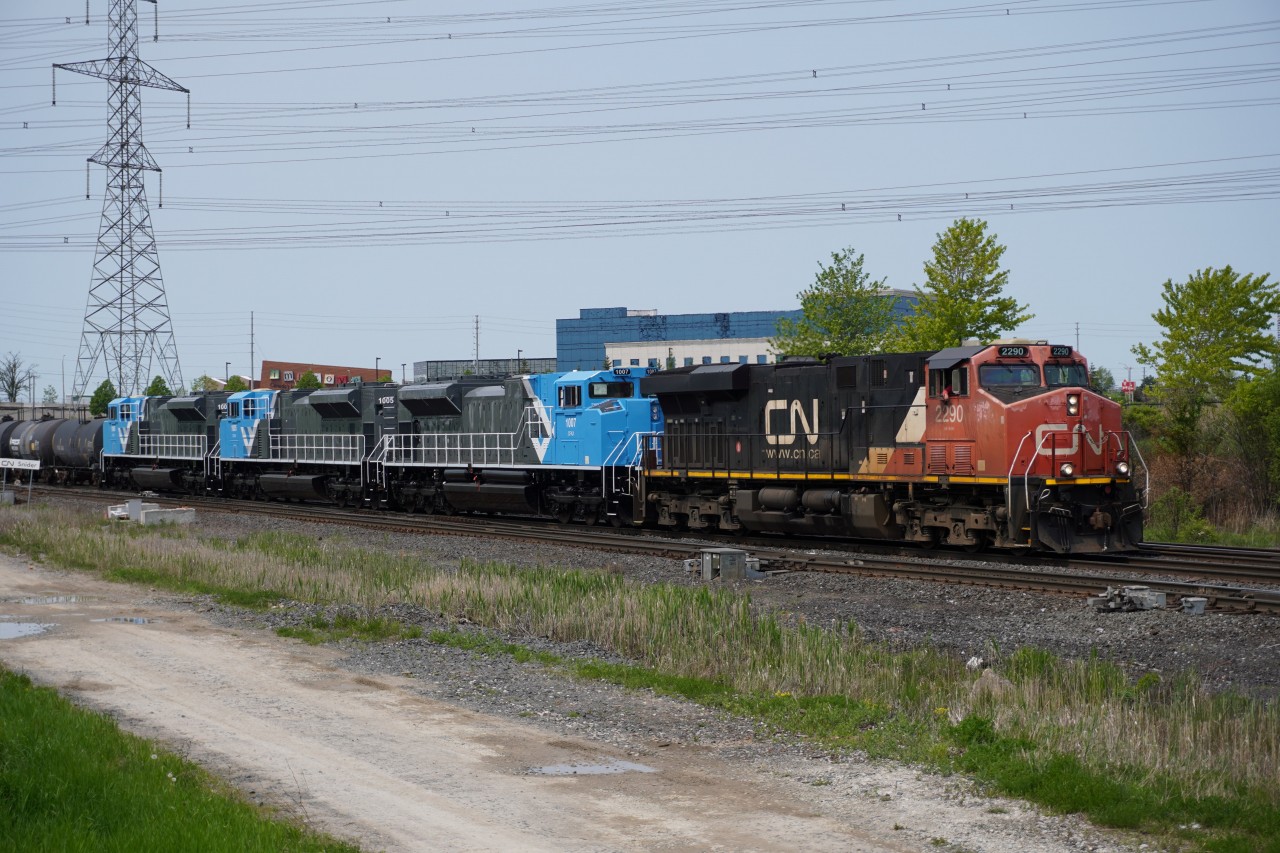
294 371 322 390
1223 370 1280 509
1147 486 1217 542
890 218 1031 350
1134 266 1279 401
224 374 248 392
88 379 116 415
1090 365 1115 392
771 246 900 358
143 374 171 395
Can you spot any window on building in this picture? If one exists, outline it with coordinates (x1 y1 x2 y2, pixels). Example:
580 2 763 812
647 358 659 368
702 356 712 365
683 357 694 367
757 355 768 364
738 355 748 364
720 356 730 364
629 358 640 366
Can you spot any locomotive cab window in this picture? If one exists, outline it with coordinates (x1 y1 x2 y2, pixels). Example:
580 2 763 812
558 385 582 408
979 364 1040 389
243 398 258 419
229 402 240 418
929 366 969 397
1044 363 1089 388
589 381 632 399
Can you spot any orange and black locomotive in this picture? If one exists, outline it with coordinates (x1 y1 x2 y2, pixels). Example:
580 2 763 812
637 342 1143 553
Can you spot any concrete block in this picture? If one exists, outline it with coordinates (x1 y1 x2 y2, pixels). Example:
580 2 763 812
1181 596 1208 616
140 507 195 526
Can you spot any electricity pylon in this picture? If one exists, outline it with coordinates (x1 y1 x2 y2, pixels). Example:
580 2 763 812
56 0 189 400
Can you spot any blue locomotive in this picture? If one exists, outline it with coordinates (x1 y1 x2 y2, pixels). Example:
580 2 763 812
95 366 662 523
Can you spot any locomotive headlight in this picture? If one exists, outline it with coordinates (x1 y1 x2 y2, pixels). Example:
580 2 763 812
1066 393 1080 416
1059 462 1076 478
1116 460 1131 477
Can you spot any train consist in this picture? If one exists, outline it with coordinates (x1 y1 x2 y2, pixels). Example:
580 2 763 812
0 343 1145 553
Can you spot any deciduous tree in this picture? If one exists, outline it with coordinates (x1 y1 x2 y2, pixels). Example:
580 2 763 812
294 371 322 390
89 379 117 416
1133 266 1279 402
891 218 1032 350
1090 365 1115 393
0 352 37 402
189 374 221 392
1132 265 1278 491
224 375 248 393
771 247 899 358
144 375 172 396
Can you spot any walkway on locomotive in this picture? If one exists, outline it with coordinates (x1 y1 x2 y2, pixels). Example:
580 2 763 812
220 387 387 465
373 367 662 473
640 344 1139 491
104 393 226 462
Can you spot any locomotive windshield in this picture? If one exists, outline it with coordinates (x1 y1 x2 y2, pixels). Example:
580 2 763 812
1044 363 1088 387
589 381 633 399
979 364 1040 390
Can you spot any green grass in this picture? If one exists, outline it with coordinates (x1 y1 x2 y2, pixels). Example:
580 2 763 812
0 668 359 853
277 613 423 645
4 503 1280 852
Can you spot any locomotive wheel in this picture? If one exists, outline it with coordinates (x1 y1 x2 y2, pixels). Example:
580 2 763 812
555 505 574 524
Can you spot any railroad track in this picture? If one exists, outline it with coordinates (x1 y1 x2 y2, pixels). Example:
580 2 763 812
17 486 1280 615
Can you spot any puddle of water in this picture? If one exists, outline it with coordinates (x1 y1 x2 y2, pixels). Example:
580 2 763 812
0 622 54 640
91 617 153 625
22 595 82 605
530 759 657 777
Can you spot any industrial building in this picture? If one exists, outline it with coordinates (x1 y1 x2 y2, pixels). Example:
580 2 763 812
411 357 557 383
556 299 917 371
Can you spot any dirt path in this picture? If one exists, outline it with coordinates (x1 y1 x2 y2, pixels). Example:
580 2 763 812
0 556 1133 852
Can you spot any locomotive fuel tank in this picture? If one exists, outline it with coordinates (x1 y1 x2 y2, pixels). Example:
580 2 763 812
258 473 330 500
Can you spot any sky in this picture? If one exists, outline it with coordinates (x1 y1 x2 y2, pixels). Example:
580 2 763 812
2 0 1278 399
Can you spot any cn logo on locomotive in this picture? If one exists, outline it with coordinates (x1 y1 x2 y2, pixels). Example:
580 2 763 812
764 399 819 446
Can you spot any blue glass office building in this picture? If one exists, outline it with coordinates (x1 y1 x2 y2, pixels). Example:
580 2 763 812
556 307 803 371
556 301 915 371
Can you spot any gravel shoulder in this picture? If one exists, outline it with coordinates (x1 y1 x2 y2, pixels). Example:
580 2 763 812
8 499 1274 851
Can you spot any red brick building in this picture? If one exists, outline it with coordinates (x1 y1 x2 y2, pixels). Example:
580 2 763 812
258 360 390 390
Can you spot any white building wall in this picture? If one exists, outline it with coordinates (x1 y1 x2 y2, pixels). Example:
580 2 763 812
606 338 778 369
